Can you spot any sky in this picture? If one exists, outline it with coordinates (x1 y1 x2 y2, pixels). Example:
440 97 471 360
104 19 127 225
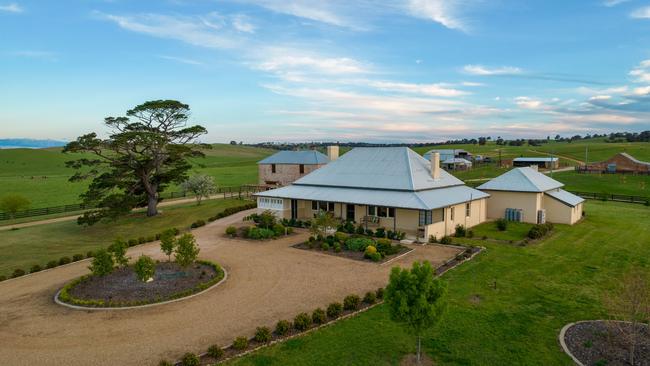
1 0 650 143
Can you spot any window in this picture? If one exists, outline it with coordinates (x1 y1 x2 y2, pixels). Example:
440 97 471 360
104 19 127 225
388 207 395 218
271 164 276 173
419 210 432 226
450 207 455 221
368 206 376 216
466 203 471 217
312 201 334 212
378 206 387 217
369 206 395 218
299 164 305 174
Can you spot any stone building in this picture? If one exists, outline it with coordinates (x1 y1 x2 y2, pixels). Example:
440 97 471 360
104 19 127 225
257 147 335 186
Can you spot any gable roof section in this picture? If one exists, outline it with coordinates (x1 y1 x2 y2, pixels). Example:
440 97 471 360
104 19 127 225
477 167 563 192
293 147 464 191
545 189 585 207
258 150 329 165
513 157 558 162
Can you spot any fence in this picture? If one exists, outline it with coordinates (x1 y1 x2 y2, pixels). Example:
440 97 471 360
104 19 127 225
568 191 649 204
0 185 264 221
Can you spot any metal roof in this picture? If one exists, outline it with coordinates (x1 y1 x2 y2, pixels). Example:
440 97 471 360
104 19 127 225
545 189 585 207
513 157 558 162
442 158 473 164
477 167 564 192
256 184 489 210
293 147 464 191
423 149 468 161
258 150 329 165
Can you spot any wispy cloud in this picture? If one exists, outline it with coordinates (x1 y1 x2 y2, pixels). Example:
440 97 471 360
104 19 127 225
9 50 57 61
367 81 469 97
629 59 650 82
406 0 468 32
158 55 204 66
231 14 256 33
463 64 523 75
256 53 370 75
237 0 362 29
603 0 630 7
630 6 650 19
0 2 22 13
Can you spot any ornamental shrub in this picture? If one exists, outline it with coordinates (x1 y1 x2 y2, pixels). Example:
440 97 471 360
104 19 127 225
356 225 365 235
86 251 94 258
30 264 42 273
138 236 147 244
293 312 311 331
72 254 84 262
365 229 374 236
272 223 286 236
246 227 275 240
46 260 58 269
175 233 200 267
496 218 507 231
312 308 326 324
232 336 249 350
321 242 330 251
257 210 277 229
146 235 155 242
375 227 386 238
363 291 377 304
180 352 199 366
254 326 272 343
365 245 377 255
12 268 25 278
58 256 71 265
108 239 129 268
368 252 382 262
190 219 206 229
207 345 224 359
225 225 237 237
327 302 343 318
159 228 177 261
334 243 342 253
334 231 349 243
439 236 452 245
134 255 156 282
467 229 474 238
89 249 114 276
127 239 138 247
428 235 437 243
275 320 291 336
343 294 360 310
455 224 466 237
345 237 374 252
376 287 385 299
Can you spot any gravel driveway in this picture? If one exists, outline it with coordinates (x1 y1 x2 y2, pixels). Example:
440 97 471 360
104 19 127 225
0 209 460 366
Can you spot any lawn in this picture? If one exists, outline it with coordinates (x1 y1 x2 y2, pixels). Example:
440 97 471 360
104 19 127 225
469 220 533 241
0 198 248 277
226 201 650 366
552 171 650 198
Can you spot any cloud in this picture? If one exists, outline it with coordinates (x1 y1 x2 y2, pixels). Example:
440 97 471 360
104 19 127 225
256 53 369 75
367 81 469 97
158 55 204 66
462 64 523 75
231 14 256 33
603 0 630 7
0 3 22 13
237 0 361 29
406 0 468 31
630 6 650 19
514 96 544 110
629 59 650 82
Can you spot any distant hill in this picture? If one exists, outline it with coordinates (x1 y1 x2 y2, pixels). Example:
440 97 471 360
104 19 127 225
0 138 67 149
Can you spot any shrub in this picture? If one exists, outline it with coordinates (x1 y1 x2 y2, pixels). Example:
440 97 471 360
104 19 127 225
257 210 277 229
527 223 553 239
0 275 6 282
190 219 206 229
246 227 276 240
395 231 406 240
428 235 437 243
327 302 343 318
293 312 311 331
376 287 385 299
180 352 200 366
275 320 291 336
175 233 200 267
375 239 399 256
254 326 272 343
225 225 237 237
455 224 466 237
345 237 374 252
146 235 155 242
439 236 452 245
86 251 94 258
272 223 286 236
467 230 474 238
356 225 365 235
334 243 342 252
343 294 360 310
334 231 349 243
364 245 377 257
127 238 138 247
30 264 42 273
89 249 115 276
46 260 58 269
321 242 330 251
72 254 84 262
312 308 326 324
496 218 508 231
207 345 224 359
368 252 382 262
365 229 374 236
108 239 129 267
11 268 25 278
159 228 177 261
363 291 377 304
308 236 316 243
138 236 147 244
158 360 172 366
58 256 71 265
375 227 386 238
233 336 249 350
134 255 156 282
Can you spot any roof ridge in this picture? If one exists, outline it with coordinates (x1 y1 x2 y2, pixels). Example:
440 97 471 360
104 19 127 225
405 148 416 191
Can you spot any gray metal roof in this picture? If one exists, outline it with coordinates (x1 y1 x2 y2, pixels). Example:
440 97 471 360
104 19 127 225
423 149 468 161
477 167 564 192
258 150 329 165
545 189 585 207
513 157 558 162
442 158 473 164
293 147 464 191
256 184 489 210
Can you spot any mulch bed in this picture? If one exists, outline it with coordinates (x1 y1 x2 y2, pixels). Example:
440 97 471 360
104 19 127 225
67 262 219 304
435 246 482 275
292 242 412 263
564 320 650 366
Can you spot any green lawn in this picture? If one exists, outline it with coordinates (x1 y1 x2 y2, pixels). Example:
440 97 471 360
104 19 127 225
226 201 650 366
0 198 247 277
469 220 533 241
552 171 650 198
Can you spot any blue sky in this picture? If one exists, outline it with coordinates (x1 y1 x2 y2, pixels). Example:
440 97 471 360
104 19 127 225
1 0 649 143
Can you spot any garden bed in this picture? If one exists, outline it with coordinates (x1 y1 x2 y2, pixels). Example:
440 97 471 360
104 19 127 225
434 245 482 275
292 237 412 264
57 260 224 308
563 320 650 366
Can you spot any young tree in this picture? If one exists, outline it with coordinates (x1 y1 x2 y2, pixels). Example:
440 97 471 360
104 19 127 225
174 233 200 267
159 229 177 261
604 269 650 365
0 194 30 219
310 211 338 238
63 100 208 225
385 261 447 364
89 249 115 276
181 174 216 205
108 239 130 268
134 255 156 282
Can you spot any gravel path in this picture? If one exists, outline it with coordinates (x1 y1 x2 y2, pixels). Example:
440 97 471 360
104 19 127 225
0 209 460 366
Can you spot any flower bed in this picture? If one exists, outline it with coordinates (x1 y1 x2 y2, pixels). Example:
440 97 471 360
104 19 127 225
293 233 411 263
57 260 224 308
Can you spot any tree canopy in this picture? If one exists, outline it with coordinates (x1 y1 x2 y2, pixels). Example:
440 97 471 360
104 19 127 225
63 100 208 225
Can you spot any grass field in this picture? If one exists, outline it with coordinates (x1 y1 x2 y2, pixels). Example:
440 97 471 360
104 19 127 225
469 220 533 241
552 171 650 197
0 144 274 208
226 201 650 366
0 198 247 277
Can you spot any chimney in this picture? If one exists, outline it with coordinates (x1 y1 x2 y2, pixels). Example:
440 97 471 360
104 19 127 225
530 164 539 171
327 145 339 161
431 152 440 179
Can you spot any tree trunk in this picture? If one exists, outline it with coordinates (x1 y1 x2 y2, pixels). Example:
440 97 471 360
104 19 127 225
147 191 158 217
417 335 421 364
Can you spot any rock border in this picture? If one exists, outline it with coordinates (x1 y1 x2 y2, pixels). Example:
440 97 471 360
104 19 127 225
54 266 228 311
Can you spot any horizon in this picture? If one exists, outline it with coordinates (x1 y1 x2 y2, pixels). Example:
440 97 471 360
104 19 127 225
2 1 650 143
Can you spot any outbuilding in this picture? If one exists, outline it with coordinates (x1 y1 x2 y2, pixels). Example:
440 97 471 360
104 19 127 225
258 148 333 187
512 157 559 169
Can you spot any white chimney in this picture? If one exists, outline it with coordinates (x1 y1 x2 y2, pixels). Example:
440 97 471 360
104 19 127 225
327 145 339 161
431 152 440 179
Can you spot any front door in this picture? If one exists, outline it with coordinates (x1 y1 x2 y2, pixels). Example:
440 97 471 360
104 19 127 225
291 199 298 220
346 204 355 221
